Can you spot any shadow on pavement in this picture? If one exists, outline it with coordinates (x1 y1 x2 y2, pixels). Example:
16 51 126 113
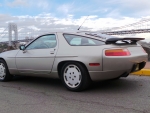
10 76 64 90
10 76 140 92
88 77 141 92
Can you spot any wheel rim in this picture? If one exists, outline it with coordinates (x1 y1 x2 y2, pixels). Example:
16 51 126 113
0 63 6 80
63 65 82 88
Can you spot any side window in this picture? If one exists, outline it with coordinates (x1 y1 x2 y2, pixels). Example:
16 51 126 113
70 38 81 45
26 34 56 50
64 34 104 46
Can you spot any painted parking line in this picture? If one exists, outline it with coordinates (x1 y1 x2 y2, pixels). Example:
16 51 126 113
132 69 150 76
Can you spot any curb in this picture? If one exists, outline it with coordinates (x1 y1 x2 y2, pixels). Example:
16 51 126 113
132 69 150 76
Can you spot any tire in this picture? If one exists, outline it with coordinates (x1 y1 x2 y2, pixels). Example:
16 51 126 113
60 62 91 91
0 59 13 82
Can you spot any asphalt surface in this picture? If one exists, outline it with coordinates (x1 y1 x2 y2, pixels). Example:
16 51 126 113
0 75 150 113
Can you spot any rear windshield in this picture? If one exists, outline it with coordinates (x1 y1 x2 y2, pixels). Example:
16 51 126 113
63 34 105 46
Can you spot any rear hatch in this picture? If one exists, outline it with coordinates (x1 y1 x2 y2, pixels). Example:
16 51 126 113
103 37 148 72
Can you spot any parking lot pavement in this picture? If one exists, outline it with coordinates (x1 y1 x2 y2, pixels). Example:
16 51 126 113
0 75 150 113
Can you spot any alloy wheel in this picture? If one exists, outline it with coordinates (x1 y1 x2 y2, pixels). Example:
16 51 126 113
63 64 82 88
0 63 6 80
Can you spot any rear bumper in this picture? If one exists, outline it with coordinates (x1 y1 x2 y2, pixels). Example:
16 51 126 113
89 69 131 81
89 46 148 81
103 55 147 72
89 61 147 81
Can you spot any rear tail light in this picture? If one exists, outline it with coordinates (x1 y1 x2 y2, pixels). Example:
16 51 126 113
105 49 130 56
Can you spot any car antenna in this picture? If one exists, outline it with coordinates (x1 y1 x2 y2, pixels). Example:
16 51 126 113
77 15 89 30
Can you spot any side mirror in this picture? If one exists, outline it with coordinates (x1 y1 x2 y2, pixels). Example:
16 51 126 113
19 45 25 50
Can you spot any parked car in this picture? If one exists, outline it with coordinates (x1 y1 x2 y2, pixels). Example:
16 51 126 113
0 31 148 91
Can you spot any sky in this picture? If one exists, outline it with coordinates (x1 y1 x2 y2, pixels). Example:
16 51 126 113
0 0 150 41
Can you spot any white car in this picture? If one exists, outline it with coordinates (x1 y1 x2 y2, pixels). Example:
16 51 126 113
0 31 148 91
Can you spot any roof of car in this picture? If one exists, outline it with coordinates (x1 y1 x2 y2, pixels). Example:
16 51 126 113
39 30 118 42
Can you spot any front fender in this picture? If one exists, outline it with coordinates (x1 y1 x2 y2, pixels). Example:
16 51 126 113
0 50 20 73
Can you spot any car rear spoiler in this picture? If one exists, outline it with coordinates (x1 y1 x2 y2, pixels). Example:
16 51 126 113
105 38 145 45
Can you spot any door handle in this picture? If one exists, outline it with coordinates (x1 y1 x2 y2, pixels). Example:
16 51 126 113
50 51 54 54
50 49 56 54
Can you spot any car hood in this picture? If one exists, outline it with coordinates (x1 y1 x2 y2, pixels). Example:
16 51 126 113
0 49 20 57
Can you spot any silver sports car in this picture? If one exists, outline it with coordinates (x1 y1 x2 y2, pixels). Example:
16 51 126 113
0 31 148 91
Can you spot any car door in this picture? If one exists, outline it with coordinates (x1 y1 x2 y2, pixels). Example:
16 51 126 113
15 34 58 75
